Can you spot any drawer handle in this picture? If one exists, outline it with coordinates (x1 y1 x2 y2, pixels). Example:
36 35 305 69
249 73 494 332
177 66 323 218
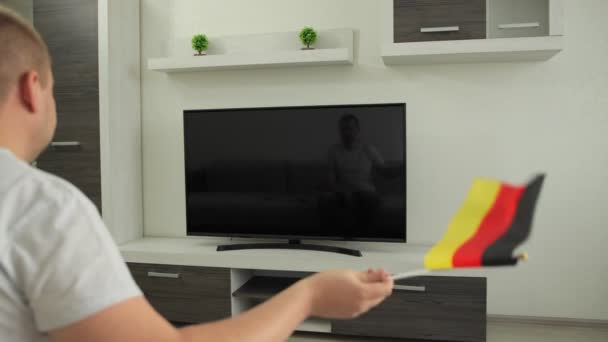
50 141 81 150
498 22 540 30
394 285 426 292
147 271 180 279
420 26 460 33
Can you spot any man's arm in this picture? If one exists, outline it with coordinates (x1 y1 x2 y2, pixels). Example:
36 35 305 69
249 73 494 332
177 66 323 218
49 285 311 342
51 269 393 342
366 145 386 168
366 145 404 179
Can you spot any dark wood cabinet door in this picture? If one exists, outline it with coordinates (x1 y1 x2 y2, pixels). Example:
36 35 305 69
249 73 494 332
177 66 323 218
332 276 486 342
128 263 232 324
394 0 486 43
33 0 101 210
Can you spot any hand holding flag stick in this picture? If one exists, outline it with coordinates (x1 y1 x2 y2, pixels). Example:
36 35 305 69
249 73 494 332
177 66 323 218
392 174 544 281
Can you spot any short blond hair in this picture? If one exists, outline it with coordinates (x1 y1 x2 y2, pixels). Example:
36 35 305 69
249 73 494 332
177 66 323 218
0 5 51 104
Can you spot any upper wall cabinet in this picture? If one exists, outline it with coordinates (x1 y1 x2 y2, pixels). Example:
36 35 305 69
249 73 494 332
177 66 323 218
382 0 564 65
394 0 487 43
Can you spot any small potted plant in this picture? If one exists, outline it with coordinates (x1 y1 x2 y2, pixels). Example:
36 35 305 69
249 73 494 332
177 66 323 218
192 34 209 56
299 27 317 50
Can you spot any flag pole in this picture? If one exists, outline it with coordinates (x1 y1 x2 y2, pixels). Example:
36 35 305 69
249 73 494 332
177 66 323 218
391 253 529 281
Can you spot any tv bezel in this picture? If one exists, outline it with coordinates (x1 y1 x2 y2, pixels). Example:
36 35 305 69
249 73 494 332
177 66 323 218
183 102 407 243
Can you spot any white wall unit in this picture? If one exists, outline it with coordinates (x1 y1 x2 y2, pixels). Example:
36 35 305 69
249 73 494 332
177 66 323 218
98 0 143 244
382 0 564 64
140 0 608 322
123 237 431 337
148 29 354 72
120 237 427 272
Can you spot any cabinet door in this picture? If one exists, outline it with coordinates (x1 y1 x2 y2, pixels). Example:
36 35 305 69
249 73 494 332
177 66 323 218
488 0 549 39
33 0 101 210
394 0 486 43
128 263 232 324
332 276 486 342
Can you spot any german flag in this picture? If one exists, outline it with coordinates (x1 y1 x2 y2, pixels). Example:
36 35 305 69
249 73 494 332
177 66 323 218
424 174 545 270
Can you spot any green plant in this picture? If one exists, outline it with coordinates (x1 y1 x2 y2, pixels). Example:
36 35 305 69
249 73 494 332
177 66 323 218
192 34 209 55
299 27 317 49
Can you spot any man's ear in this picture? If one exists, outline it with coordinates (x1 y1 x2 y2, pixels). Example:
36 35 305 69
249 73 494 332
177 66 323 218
18 71 42 114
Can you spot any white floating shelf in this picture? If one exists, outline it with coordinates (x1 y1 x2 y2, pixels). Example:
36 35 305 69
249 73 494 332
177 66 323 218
382 35 563 65
149 48 353 72
149 29 354 73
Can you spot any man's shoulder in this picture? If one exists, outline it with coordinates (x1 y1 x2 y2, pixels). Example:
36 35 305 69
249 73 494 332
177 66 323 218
29 167 86 204
3 164 95 223
0 161 98 252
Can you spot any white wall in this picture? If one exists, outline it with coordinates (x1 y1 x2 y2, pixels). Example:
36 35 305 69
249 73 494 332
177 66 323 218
140 0 608 320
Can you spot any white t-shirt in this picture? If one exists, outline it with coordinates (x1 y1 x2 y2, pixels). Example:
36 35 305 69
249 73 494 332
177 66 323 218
0 148 141 341
328 143 384 193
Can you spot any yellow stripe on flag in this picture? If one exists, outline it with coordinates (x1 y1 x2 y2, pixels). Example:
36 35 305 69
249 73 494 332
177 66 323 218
424 179 502 270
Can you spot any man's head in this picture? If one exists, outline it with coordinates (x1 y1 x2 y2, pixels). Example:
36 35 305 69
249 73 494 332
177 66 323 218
0 5 55 162
338 113 360 147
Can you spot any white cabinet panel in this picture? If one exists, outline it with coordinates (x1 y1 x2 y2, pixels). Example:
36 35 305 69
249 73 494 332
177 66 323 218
488 0 549 38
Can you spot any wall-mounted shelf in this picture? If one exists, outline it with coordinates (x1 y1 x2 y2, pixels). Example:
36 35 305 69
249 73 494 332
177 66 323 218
148 48 352 72
148 29 354 73
382 35 563 65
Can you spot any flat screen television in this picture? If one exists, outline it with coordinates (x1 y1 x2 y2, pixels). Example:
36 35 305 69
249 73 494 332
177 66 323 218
184 103 406 256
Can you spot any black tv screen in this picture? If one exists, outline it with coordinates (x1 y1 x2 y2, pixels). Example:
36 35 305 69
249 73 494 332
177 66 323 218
184 103 406 242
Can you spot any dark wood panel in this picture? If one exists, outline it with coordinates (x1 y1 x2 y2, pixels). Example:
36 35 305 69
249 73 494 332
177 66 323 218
394 0 486 43
128 263 232 324
37 148 102 208
33 0 101 209
333 276 486 342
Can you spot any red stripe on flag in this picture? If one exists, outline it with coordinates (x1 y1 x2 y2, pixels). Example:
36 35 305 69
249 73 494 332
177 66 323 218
452 184 525 267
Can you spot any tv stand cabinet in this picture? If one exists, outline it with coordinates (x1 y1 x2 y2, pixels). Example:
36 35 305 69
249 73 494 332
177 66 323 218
122 238 487 341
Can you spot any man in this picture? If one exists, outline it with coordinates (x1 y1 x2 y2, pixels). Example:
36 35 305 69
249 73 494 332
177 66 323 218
0 7 393 342
328 114 385 194
320 114 385 237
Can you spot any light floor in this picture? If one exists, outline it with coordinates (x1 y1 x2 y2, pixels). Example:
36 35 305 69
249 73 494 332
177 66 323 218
289 321 608 342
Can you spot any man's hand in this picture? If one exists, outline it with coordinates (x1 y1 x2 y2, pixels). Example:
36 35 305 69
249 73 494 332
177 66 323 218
303 268 394 319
